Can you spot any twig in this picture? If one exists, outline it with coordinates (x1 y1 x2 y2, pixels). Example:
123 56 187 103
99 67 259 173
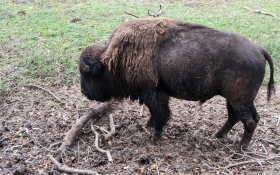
91 121 113 162
276 115 280 126
224 160 265 169
94 126 110 134
230 151 246 161
139 105 144 117
246 152 268 159
15 128 29 136
76 112 80 123
155 158 160 175
141 126 150 135
29 84 60 102
104 114 116 140
244 6 278 18
125 12 139 18
203 163 233 175
78 141 80 163
60 149 66 164
251 134 262 149
232 132 238 145
224 155 280 169
11 145 22 149
49 155 100 175
0 137 10 144
47 142 62 151
56 100 116 161
148 5 162 17
261 142 268 155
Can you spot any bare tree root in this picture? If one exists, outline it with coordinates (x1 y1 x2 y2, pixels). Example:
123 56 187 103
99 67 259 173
49 155 100 175
91 121 113 162
56 100 116 162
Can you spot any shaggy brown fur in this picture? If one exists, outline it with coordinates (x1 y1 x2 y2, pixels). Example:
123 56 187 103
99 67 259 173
101 18 206 88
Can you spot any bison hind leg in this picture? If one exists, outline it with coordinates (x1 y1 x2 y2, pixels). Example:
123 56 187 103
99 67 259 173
215 102 240 138
215 102 260 151
237 104 260 151
218 102 259 151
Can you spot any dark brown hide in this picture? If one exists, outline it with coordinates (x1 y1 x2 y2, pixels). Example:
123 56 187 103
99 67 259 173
79 18 275 151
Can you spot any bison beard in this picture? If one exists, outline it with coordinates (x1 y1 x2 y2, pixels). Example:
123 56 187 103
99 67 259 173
79 18 275 151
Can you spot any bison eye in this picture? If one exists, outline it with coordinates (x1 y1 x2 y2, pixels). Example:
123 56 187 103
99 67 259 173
91 60 103 75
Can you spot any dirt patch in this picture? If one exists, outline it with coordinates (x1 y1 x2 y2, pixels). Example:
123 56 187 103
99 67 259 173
0 84 279 174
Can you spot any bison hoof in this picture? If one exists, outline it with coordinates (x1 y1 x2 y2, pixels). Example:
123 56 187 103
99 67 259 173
237 144 248 152
214 132 226 139
238 139 250 152
153 130 162 139
152 134 162 144
146 120 154 128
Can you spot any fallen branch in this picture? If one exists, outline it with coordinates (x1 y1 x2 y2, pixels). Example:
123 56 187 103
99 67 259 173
56 100 116 161
91 121 113 162
29 84 60 102
49 154 100 175
224 154 280 169
244 6 278 18
224 160 264 169
104 114 116 140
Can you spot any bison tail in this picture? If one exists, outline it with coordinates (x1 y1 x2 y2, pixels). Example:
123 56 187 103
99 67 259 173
263 49 275 101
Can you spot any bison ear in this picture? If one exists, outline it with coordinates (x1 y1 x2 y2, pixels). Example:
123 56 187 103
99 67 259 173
91 60 103 75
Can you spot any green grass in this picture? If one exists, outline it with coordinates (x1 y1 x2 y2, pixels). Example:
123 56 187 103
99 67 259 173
0 0 279 86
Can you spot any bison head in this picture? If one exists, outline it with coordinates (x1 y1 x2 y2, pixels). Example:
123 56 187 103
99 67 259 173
79 45 112 102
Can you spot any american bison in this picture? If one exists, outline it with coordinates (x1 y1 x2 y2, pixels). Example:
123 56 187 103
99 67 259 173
79 18 274 151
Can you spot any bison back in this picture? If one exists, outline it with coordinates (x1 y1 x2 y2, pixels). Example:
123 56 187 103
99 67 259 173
156 28 266 103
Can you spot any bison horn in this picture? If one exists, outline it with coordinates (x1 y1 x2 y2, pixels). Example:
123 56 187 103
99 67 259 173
80 59 90 73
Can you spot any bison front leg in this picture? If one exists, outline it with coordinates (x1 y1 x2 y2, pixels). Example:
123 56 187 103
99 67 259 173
144 92 170 139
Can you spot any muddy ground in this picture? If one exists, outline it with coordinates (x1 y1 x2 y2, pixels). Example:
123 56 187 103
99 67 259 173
0 84 279 175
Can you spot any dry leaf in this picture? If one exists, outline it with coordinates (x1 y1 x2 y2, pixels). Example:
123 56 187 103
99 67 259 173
123 166 130 169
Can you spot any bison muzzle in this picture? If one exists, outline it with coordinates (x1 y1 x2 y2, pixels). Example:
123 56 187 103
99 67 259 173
79 18 275 151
